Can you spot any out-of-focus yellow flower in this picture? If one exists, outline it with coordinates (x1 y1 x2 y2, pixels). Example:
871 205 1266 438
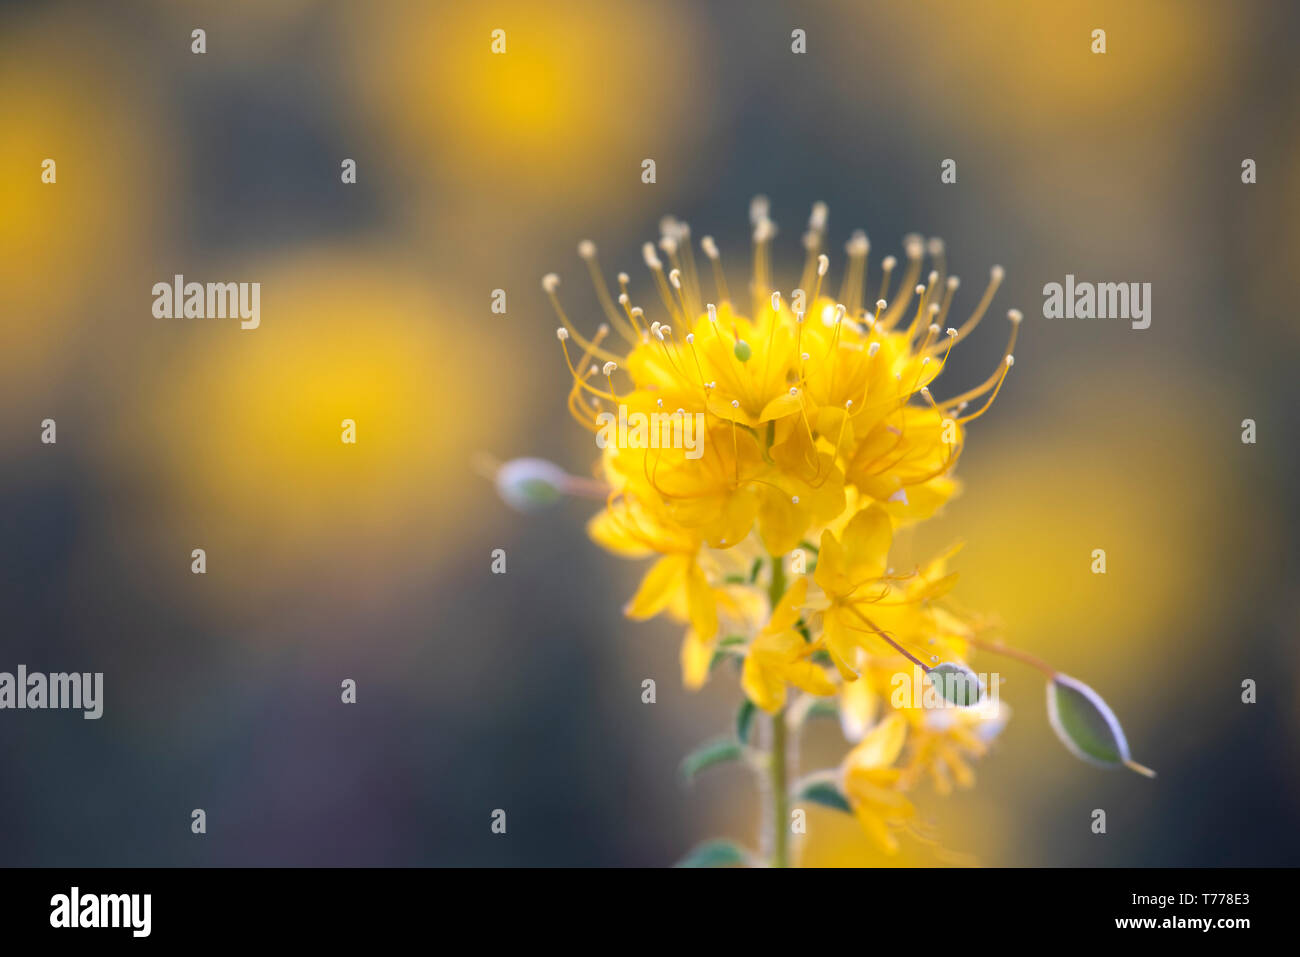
741 578 835 713
840 712 915 854
900 702 1010 797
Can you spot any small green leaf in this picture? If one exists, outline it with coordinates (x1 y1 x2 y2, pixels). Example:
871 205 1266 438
797 780 853 814
675 839 750 868
680 736 743 783
1047 674 1154 777
928 662 982 706
736 698 757 744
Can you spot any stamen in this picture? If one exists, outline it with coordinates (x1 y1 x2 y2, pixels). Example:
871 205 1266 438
542 273 621 362
577 240 639 345
839 230 870 316
644 241 683 325
878 256 897 306
946 265 1005 349
700 235 732 305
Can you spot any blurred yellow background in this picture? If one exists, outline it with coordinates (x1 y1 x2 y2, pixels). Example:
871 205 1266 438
1 0 1296 866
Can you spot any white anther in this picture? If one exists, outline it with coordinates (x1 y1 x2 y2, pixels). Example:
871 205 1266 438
577 240 596 259
602 361 618 376
542 273 560 293
1007 309 1023 323
556 328 569 341
771 291 782 311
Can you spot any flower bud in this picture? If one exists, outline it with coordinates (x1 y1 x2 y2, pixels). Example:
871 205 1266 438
928 662 981 706
494 457 568 512
1046 674 1153 776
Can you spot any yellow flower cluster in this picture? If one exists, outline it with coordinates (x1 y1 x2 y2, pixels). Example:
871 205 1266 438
543 199 1020 857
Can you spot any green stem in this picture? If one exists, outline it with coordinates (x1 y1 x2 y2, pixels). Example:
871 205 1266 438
771 707 789 868
768 555 789 868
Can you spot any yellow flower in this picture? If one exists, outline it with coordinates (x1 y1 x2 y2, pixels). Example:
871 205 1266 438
839 712 915 854
544 200 1018 558
740 578 836 712
900 700 1010 796
812 504 965 680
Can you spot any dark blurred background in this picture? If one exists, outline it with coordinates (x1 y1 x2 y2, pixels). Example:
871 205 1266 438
2 0 1298 866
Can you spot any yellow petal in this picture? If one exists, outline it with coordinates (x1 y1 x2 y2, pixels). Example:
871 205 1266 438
587 508 655 558
821 608 861 679
854 808 900 855
841 504 892 581
680 629 712 690
685 561 719 641
845 712 907 772
840 673 878 742
624 554 689 620
742 653 786 713
767 577 808 633
756 490 805 556
814 528 847 594
785 660 836 697
758 390 803 422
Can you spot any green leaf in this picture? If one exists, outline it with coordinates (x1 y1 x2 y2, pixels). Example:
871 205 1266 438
928 662 982 706
675 839 750 868
680 736 743 784
736 698 757 744
708 636 748 674
797 780 853 814
1047 674 1154 777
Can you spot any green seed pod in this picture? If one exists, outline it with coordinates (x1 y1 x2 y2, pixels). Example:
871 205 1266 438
733 339 752 362
1046 674 1155 777
928 662 982 706
494 457 567 512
